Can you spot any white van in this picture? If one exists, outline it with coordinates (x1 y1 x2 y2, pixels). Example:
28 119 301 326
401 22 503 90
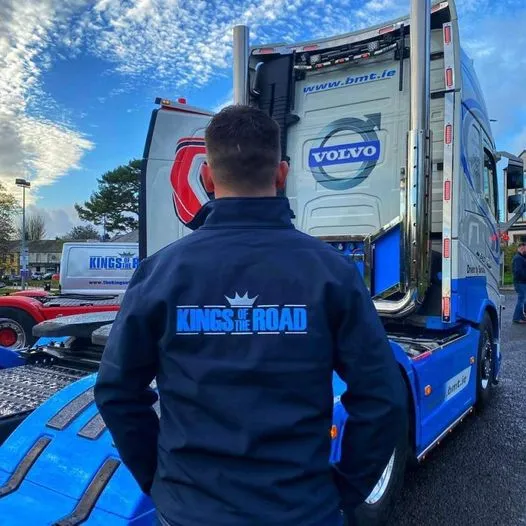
59 242 139 295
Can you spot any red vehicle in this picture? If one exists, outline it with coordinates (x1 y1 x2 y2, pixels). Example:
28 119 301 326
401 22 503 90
0 292 119 350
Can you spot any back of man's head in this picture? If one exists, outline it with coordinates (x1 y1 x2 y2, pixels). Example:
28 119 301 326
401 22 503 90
204 105 284 196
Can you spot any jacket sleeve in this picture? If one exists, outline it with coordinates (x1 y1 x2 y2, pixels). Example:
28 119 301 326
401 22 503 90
94 260 160 494
331 262 407 511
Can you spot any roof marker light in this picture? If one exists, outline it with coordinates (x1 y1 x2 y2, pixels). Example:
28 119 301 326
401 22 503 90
445 124 452 144
446 68 453 87
379 24 395 35
444 180 451 201
443 238 450 258
444 25 451 44
442 297 451 319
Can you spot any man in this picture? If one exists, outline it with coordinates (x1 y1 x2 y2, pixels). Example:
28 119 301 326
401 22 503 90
94 105 407 526
512 242 526 324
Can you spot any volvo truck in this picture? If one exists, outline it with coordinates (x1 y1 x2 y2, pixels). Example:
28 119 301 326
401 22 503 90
0 1 523 524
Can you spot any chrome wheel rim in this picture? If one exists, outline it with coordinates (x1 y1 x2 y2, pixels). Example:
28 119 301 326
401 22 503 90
365 450 396 505
0 320 26 350
481 332 492 390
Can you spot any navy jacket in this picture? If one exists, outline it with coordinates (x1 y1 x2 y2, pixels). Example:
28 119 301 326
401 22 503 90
512 252 526 284
95 197 406 526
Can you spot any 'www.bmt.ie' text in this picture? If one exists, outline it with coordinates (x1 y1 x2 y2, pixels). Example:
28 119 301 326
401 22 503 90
304 69 396 94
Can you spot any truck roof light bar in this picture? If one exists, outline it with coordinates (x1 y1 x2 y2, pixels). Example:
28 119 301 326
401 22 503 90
251 2 448 58
294 42 397 71
156 98 188 107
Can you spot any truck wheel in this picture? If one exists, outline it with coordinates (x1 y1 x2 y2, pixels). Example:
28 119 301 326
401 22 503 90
0 308 37 350
476 313 494 409
352 430 407 526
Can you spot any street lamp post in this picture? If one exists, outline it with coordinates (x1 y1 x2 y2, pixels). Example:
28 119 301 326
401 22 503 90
15 178 30 291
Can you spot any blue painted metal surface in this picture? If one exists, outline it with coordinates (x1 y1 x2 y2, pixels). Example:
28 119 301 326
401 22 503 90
0 375 155 525
330 340 418 463
372 225 400 296
412 326 479 454
0 347 25 369
328 241 366 278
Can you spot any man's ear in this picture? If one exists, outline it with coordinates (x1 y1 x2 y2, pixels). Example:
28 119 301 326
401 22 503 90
201 162 215 193
276 160 289 190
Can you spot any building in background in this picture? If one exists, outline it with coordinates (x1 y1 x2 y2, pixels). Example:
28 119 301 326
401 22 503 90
0 240 64 278
111 230 138 243
505 149 526 244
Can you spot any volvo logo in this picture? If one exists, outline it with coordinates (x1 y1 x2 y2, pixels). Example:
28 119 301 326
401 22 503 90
309 113 382 190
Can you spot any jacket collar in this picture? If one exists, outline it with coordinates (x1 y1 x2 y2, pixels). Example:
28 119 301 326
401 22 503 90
188 197 295 230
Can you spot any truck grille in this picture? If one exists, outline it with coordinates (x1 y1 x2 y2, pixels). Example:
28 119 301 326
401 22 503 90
0 365 87 419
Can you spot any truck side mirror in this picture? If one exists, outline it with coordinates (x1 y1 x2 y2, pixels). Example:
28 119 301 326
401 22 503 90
506 159 524 190
507 194 523 214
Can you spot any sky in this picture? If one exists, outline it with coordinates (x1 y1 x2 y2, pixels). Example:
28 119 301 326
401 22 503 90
1 0 526 238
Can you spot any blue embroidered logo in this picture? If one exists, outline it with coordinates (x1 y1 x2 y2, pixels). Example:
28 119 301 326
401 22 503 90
176 292 308 335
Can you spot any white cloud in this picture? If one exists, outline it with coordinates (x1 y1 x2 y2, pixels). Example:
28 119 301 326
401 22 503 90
0 0 94 203
2 0 525 212
213 90 234 113
23 204 85 239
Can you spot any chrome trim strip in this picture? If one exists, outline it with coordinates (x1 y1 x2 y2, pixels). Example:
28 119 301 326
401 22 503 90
417 406 473 461
441 20 455 321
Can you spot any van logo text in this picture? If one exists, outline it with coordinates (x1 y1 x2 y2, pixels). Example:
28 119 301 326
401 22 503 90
89 256 139 270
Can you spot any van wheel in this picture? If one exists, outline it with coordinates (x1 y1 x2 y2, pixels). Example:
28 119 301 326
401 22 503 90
0 308 36 350
352 431 407 526
476 313 494 410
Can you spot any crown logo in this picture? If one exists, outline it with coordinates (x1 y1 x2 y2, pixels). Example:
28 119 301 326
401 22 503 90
119 251 135 258
224 292 258 307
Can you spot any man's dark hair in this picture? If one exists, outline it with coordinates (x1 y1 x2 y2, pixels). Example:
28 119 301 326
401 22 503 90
519 242 526 249
205 105 281 191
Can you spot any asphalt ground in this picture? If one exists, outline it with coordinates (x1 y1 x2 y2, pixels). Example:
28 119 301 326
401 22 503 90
390 292 526 526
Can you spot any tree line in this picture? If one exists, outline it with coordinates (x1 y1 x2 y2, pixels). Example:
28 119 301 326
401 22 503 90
0 158 140 251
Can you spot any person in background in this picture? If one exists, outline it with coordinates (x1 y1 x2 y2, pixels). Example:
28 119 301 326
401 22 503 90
94 105 407 526
512 242 526 324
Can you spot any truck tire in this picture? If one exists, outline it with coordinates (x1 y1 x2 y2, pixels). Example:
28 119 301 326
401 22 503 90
352 430 408 526
0 308 37 350
475 313 494 409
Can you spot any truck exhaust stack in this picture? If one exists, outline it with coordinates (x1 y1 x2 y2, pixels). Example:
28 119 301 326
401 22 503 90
233 25 250 105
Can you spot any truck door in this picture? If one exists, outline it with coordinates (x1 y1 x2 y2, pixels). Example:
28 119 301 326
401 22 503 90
141 100 213 258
